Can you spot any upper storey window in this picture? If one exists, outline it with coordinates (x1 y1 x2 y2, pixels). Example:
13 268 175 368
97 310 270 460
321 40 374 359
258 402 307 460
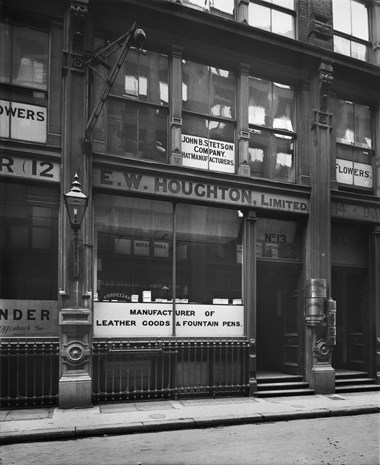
333 0 370 61
182 0 235 17
181 60 236 173
248 0 295 39
335 99 373 190
0 23 48 143
248 77 295 183
104 48 169 162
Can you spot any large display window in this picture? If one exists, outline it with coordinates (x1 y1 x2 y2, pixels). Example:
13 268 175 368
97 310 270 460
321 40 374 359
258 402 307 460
94 194 243 337
0 182 58 299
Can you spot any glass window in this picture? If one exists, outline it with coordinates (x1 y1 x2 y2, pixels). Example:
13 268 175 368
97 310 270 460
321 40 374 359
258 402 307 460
335 99 373 189
256 218 299 260
333 0 370 61
248 0 295 39
0 182 58 299
94 195 243 306
183 0 235 17
0 23 48 143
248 77 295 182
181 60 236 173
102 48 169 162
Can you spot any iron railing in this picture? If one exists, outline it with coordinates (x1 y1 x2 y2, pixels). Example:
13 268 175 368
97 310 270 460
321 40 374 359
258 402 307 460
93 338 249 403
0 338 59 408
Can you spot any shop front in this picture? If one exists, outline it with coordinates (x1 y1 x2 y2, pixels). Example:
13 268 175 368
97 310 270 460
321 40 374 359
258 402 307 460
89 165 309 401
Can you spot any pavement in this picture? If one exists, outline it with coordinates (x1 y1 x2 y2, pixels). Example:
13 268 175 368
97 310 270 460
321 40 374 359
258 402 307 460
1 391 379 445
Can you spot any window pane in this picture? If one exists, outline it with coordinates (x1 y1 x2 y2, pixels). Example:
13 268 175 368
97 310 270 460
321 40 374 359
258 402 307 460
12 26 48 90
210 67 235 119
182 60 210 114
256 219 298 259
272 134 295 182
208 119 235 142
0 183 58 299
176 204 242 304
334 35 351 57
272 10 295 38
336 100 354 144
139 52 169 105
107 100 167 161
139 105 168 162
333 0 351 35
112 50 138 97
249 130 270 178
212 0 234 15
336 144 354 161
95 195 173 303
355 104 372 149
248 3 271 31
249 77 271 126
0 22 11 83
183 114 209 138
351 0 369 40
273 82 294 131
351 40 367 61
272 0 294 9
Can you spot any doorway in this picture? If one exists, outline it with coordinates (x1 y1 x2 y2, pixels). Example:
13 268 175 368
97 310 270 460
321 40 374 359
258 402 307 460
332 267 369 372
256 263 302 374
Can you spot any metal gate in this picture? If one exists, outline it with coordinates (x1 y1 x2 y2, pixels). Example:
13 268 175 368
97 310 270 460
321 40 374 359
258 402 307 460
93 338 249 403
0 338 59 408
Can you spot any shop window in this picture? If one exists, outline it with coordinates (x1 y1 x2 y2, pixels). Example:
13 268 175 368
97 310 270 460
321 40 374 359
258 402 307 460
181 0 235 17
181 60 236 173
0 23 48 143
248 77 295 183
335 99 373 190
0 182 58 299
95 195 243 307
248 0 295 39
333 0 370 61
256 218 300 260
104 48 169 162
332 225 368 266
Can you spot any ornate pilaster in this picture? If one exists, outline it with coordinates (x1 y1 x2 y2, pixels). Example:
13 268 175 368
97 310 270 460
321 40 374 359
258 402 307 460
59 0 92 408
170 45 183 166
237 63 250 177
305 60 335 394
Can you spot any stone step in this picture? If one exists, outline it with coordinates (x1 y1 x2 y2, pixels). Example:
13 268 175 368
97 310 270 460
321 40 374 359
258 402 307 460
257 381 309 391
335 371 368 380
335 384 380 393
336 377 377 386
257 376 303 384
255 388 315 397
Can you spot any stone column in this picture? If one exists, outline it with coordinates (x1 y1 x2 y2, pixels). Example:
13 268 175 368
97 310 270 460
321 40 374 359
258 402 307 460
304 60 335 394
170 45 183 166
244 211 257 394
371 1 380 66
58 0 92 408
237 63 250 177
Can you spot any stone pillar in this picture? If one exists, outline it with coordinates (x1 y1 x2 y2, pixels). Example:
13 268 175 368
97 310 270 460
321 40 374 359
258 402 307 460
237 63 250 177
244 211 257 394
170 45 183 166
58 0 93 408
237 0 249 24
305 60 335 394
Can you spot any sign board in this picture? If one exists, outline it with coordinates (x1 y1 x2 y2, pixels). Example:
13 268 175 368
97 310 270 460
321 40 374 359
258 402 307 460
336 159 373 188
93 168 309 214
0 154 60 182
331 201 380 223
181 134 235 174
0 99 47 143
94 302 244 337
0 300 58 337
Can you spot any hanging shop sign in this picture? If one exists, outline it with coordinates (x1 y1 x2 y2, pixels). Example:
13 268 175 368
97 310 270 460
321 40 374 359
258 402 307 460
336 159 373 188
93 168 309 214
181 134 235 174
0 154 60 182
0 99 47 143
0 300 59 337
94 302 244 338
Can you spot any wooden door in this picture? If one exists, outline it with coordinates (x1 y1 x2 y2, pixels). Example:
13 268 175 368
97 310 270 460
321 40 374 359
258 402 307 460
281 288 301 374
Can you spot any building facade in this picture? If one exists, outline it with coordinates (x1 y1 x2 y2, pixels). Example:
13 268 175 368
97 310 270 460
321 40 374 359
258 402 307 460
0 0 379 408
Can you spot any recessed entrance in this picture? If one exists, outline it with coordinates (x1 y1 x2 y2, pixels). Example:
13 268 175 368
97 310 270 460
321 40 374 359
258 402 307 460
332 267 369 372
256 263 302 375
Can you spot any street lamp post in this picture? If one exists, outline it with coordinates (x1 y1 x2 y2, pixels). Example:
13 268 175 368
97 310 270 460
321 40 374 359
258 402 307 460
64 173 88 279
